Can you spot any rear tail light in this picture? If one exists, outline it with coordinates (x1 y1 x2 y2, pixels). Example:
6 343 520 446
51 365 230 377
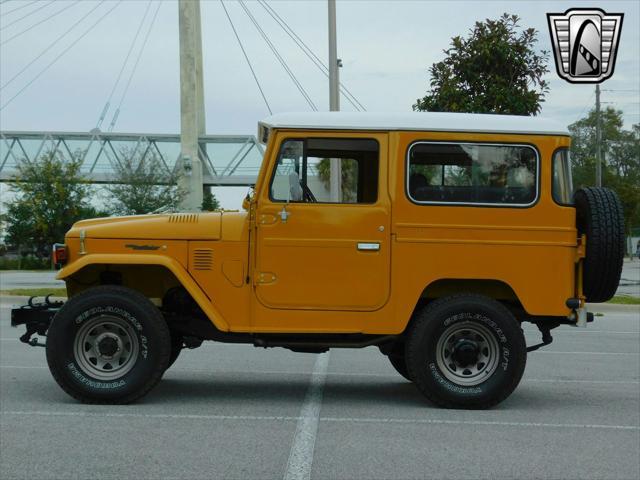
52 243 68 269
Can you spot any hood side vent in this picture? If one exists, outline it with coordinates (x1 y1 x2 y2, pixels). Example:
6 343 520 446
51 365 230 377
192 249 213 270
169 213 199 224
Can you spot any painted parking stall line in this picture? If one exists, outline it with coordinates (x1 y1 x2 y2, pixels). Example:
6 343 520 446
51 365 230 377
283 352 330 480
2 410 637 432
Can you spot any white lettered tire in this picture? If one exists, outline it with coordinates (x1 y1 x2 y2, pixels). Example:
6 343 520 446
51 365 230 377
406 294 526 409
46 285 171 404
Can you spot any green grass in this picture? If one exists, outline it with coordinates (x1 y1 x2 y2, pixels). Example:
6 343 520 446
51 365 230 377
606 295 640 305
0 288 67 297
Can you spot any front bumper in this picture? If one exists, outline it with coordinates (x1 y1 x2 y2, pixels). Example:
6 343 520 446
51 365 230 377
11 296 64 346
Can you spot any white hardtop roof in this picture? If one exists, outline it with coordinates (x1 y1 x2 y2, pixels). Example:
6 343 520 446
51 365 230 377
260 112 569 136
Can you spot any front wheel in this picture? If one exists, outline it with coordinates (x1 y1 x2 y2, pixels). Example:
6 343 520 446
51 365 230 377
46 285 171 404
406 294 526 409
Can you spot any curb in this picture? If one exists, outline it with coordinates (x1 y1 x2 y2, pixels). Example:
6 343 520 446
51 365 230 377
588 303 640 313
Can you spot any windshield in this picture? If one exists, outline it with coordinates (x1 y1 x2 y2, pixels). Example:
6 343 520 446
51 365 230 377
552 149 574 205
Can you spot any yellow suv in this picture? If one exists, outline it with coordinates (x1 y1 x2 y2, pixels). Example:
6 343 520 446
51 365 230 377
12 112 624 408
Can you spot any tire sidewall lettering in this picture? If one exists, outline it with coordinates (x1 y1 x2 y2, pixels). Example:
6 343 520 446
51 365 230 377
62 304 152 391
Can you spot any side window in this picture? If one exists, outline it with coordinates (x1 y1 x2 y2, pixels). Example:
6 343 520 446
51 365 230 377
270 138 379 203
552 149 574 205
407 142 538 206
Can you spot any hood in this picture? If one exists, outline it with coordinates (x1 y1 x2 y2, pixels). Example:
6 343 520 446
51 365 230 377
66 212 222 240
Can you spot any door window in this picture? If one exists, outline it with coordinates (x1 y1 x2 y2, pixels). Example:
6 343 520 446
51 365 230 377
270 138 379 204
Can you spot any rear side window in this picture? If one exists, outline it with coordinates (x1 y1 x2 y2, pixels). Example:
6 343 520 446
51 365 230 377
552 149 574 205
407 142 538 206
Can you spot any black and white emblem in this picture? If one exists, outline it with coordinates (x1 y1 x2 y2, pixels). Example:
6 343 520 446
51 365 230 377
547 8 623 84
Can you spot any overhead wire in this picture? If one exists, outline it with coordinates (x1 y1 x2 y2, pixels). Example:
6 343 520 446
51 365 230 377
0 0 39 17
220 0 272 115
574 92 595 122
107 1 162 132
1 0 82 46
1 1 106 89
0 0 55 31
257 0 366 111
96 0 153 129
238 0 317 111
0 1 123 111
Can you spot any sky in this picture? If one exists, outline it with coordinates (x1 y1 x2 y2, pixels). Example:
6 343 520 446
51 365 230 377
0 0 638 208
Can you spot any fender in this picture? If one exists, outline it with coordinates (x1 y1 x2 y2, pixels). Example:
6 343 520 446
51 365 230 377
56 253 230 332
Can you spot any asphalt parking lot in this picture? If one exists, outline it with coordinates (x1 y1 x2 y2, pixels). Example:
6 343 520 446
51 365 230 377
1 300 638 480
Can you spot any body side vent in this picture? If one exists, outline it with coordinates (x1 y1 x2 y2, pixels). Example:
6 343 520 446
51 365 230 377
192 248 214 270
169 213 199 223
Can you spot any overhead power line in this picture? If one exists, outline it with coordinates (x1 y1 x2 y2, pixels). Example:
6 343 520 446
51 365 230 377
108 1 162 132
238 0 317 111
257 0 366 111
220 0 272 115
1 1 106 89
0 0 82 46
0 0 55 31
0 1 123 111
0 0 39 17
96 0 153 129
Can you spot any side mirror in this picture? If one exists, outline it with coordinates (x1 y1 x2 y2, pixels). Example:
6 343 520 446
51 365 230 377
242 186 255 211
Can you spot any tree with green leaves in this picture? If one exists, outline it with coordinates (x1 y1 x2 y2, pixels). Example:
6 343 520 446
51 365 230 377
413 13 549 115
569 108 640 236
106 149 184 215
202 187 220 211
1 151 99 258
317 159 358 202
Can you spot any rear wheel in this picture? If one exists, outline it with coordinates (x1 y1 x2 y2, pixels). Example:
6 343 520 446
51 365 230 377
46 285 171 404
406 294 526 409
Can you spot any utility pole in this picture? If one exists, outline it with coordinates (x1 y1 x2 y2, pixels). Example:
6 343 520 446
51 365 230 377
328 0 341 202
595 84 602 187
178 0 205 211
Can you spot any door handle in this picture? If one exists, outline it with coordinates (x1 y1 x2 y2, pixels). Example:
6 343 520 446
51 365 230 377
280 205 289 223
357 242 380 251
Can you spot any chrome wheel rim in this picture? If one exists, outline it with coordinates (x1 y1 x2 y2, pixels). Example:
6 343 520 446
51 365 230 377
435 321 499 386
73 315 139 381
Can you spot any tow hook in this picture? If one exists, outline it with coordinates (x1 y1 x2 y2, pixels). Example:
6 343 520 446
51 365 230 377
527 324 554 353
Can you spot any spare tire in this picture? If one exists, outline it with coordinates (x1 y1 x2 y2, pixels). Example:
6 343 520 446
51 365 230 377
574 187 624 303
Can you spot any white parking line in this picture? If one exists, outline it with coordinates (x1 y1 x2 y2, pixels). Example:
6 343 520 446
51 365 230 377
1 410 637 432
320 417 640 431
283 352 330 480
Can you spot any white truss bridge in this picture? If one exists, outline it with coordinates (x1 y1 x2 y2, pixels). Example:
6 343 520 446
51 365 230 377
0 131 264 186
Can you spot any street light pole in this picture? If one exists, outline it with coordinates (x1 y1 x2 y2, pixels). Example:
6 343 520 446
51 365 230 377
178 0 204 211
328 0 341 202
